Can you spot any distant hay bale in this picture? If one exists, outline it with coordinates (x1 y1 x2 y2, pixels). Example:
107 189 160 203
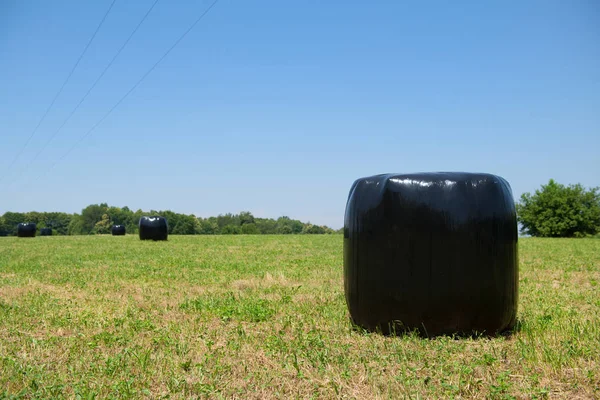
111 225 126 236
40 228 52 236
17 223 36 238
343 172 518 336
139 216 168 241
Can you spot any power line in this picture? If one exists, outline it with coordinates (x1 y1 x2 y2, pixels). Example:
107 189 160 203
27 0 222 187
7 0 160 186
0 0 118 184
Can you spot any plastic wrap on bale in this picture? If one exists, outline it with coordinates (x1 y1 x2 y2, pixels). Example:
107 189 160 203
17 223 37 238
111 225 126 236
343 172 518 337
40 228 52 236
139 216 168 241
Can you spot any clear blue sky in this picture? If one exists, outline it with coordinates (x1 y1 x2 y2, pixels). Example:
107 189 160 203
1 0 598 229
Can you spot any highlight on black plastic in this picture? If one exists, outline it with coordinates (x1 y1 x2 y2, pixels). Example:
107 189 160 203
139 216 168 241
40 228 52 236
111 225 126 236
17 222 37 238
343 172 518 337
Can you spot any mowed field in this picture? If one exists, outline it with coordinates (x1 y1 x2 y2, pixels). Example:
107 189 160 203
0 235 598 399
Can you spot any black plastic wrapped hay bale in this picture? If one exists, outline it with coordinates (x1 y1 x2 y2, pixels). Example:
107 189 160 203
111 225 126 236
139 216 168 241
344 172 518 337
40 228 52 236
17 223 37 238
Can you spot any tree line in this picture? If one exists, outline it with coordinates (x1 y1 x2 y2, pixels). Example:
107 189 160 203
0 203 342 236
2 180 598 238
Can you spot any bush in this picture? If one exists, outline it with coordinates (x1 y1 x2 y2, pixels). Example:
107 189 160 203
517 180 600 237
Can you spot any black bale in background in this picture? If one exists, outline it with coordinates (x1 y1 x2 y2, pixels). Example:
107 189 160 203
111 225 126 236
139 216 168 241
40 228 52 236
17 223 37 238
344 172 518 337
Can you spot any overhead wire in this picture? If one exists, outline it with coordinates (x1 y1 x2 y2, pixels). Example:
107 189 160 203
0 0 118 184
25 0 222 188
6 0 161 187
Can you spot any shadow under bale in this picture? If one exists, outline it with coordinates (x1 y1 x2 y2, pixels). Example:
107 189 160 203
17 223 37 238
343 172 518 337
111 225 126 236
139 216 168 241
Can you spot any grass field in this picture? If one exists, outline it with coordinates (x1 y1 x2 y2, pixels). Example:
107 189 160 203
0 235 599 399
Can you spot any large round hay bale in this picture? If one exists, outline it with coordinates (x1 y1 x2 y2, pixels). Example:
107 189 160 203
40 228 52 236
111 225 126 236
139 216 168 241
17 222 37 238
344 172 518 336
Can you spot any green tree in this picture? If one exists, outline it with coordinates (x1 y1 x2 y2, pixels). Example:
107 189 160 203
1 212 25 236
107 206 133 227
221 225 241 234
276 216 303 234
92 214 112 234
241 223 259 234
255 218 277 234
44 212 72 235
216 213 241 230
80 203 108 234
68 214 85 235
0 216 8 236
239 211 255 226
517 179 600 237
172 215 197 235
197 218 219 234
302 223 326 234
24 211 43 225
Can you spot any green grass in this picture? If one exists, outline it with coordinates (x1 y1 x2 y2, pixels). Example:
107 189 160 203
0 235 598 399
